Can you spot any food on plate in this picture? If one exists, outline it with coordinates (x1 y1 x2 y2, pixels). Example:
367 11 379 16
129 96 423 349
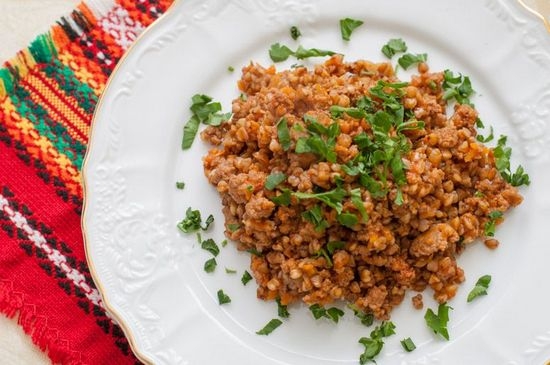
200 54 524 320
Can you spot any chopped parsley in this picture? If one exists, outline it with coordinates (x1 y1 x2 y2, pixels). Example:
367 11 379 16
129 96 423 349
340 17 364 41
269 43 336 63
201 238 220 257
225 267 237 274
400 337 416 352
358 321 396 364
397 53 428 70
309 304 344 323
241 270 253 285
294 115 340 162
337 212 359 228
484 210 503 237
493 135 530 187
256 318 283 335
227 223 240 232
265 172 287 190
227 66 235 72
175 181 185 190
290 26 301 40
301 205 329 231
217 289 231 305
246 248 263 257
177 208 214 233
347 304 374 327
326 241 346 254
221 239 228 247
381 38 408 58
270 188 292 206
467 274 492 302
294 187 346 214
276 298 290 318
476 126 494 143
424 302 452 340
204 258 217 273
276 117 292 151
182 94 231 149
442 70 475 105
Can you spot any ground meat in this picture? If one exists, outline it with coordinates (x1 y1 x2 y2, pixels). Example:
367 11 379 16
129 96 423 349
201 55 524 319
412 293 424 310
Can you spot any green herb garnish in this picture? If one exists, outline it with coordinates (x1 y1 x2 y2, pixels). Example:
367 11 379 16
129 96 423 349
442 70 475 105
204 258 217 273
347 304 374 326
400 337 416 352
381 38 408 58
337 212 358 228
225 267 237 274
340 17 364 41
326 241 346 254
176 181 185 190
493 135 530 187
201 238 220 257
476 126 494 143
301 205 328 231
467 274 492 302
227 66 235 72
241 270 253 285
265 172 287 190
424 302 452 340
247 248 263 257
177 208 214 233
217 289 231 305
182 94 231 149
294 186 346 214
270 188 292 206
290 26 301 40
256 318 283 335
269 43 336 63
276 298 290 318
227 223 240 232
397 53 427 70
358 321 396 364
277 117 292 151
484 210 503 237
309 304 344 323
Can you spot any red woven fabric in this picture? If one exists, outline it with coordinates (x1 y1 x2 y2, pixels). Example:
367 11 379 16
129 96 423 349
0 1 173 364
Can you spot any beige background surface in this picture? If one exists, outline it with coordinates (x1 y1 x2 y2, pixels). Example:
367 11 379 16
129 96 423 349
0 2 79 364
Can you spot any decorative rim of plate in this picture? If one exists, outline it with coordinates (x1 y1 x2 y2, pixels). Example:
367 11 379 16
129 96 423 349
80 1 182 364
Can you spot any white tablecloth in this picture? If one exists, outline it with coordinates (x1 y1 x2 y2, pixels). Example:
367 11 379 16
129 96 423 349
0 2 78 364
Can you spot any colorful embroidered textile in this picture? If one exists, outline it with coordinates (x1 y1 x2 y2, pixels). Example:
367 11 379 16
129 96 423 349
0 1 173 363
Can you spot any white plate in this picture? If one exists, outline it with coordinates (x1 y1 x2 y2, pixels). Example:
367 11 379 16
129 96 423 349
82 1 550 364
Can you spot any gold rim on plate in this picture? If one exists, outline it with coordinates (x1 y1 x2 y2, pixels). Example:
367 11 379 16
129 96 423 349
80 1 181 364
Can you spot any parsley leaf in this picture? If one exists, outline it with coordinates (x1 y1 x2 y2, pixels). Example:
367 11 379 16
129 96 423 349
265 172 287 190
424 303 452 340
337 212 359 228
358 321 396 364
277 117 292 151
484 210 503 237
294 46 336 60
182 94 231 149
256 319 283 335
269 43 294 62
347 304 374 326
177 208 214 233
204 258 217 273
493 135 530 187
302 205 328 231
276 298 290 318
270 188 292 206
350 188 368 222
227 223 240 232
225 267 237 274
290 26 301 40
241 270 253 285
309 304 344 323
217 289 231 305
401 337 416 352
467 274 492 302
326 241 346 255
201 238 220 257
442 70 475 105
176 181 185 190
381 38 408 58
397 53 427 70
294 187 346 214
476 126 494 143
340 17 364 41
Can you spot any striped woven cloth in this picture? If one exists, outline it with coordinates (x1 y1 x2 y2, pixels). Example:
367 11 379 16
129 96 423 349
0 1 173 364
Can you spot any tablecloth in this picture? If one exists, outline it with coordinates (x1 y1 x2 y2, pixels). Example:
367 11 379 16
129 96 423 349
0 1 173 364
